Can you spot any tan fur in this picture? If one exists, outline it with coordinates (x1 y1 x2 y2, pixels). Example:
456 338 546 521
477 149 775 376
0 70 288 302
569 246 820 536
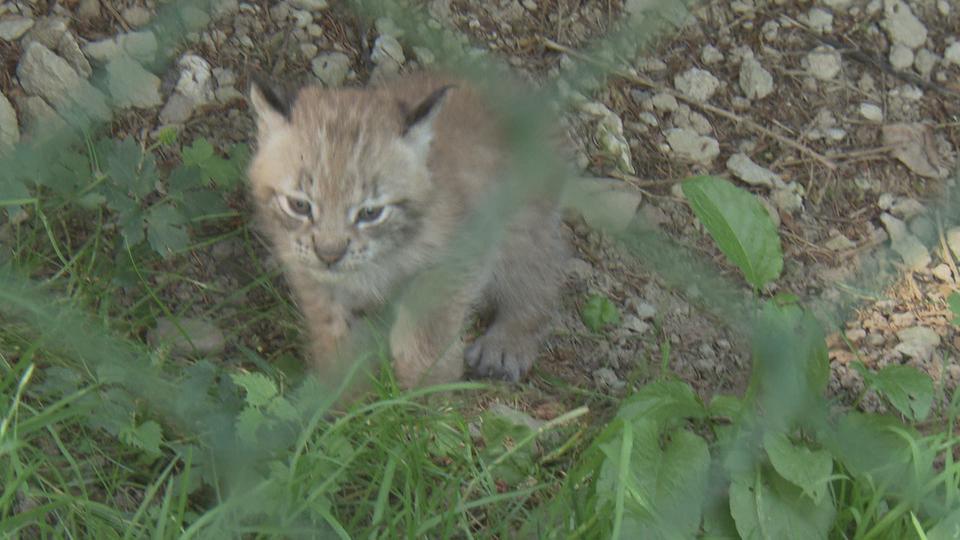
247 72 565 389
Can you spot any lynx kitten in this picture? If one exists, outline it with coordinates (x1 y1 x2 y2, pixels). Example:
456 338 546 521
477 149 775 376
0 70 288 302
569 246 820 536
247 72 565 389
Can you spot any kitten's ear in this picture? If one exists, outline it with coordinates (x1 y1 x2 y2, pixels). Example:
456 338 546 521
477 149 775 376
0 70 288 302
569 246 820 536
399 85 454 154
249 73 292 136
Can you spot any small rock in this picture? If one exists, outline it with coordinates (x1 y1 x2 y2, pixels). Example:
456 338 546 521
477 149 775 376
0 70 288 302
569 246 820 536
290 0 328 10
673 68 720 102
908 216 934 243
175 54 215 105
726 153 782 188
890 312 916 327
890 197 924 219
806 46 842 80
412 46 435 65
945 227 960 260
824 232 855 251
739 56 774 99
158 93 196 125
84 31 157 65
651 92 678 112
311 51 351 86
666 128 719 163
771 186 804 214
562 177 641 234
17 42 110 124
149 317 226 357
622 315 650 334
77 0 101 20
803 7 833 33
0 16 34 41
894 326 939 361
593 367 625 390
859 102 883 122
945 43 960 66
632 301 657 320
932 264 953 282
0 92 18 152
889 44 914 70
881 0 927 50
879 213 930 270
122 6 151 28
914 49 938 78
701 45 724 64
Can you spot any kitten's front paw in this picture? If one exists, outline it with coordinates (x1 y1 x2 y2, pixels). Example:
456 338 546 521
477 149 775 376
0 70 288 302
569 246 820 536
464 328 536 383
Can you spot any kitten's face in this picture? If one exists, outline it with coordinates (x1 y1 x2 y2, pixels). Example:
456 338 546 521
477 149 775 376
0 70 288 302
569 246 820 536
247 83 448 284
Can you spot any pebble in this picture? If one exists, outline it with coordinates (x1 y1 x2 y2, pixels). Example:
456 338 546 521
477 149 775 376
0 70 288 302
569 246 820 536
945 43 960 67
881 0 927 50
859 102 883 122
593 367 625 390
894 326 939 362
16 42 110 123
290 0 328 10
0 92 18 152
651 92 678 112
946 227 960 260
889 44 914 70
77 0 101 20
914 48 937 78
739 56 773 99
666 128 719 164
806 46 842 80
311 52 351 87
701 45 724 64
726 153 782 188
562 177 641 234
879 213 930 271
175 54 216 105
84 31 158 65
932 264 953 282
148 317 226 358
803 7 833 33
673 68 720 102
122 6 151 28
0 15 34 41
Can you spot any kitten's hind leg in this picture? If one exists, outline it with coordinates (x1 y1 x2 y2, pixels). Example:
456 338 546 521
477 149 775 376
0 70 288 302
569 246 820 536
465 217 565 382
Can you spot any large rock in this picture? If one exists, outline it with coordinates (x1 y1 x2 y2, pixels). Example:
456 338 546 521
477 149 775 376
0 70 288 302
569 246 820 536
84 31 157 65
0 92 19 151
15 95 67 138
0 16 35 41
881 0 927 50
16 42 110 124
22 17 92 79
106 54 162 109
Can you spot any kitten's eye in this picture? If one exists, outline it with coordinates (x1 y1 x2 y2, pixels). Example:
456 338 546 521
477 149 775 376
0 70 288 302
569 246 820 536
286 197 312 217
355 206 385 224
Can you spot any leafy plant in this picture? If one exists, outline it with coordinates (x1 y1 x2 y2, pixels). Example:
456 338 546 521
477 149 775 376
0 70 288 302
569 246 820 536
582 293 621 332
682 176 783 289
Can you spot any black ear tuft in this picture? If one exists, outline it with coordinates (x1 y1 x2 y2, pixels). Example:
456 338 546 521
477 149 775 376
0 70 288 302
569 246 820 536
400 85 455 135
249 70 293 119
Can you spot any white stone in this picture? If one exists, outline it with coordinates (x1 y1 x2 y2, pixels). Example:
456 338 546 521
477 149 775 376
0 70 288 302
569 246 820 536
727 153 782 188
290 0 328 10
84 31 157 64
879 213 930 270
806 46 842 80
914 48 938 78
175 54 215 105
0 15 34 41
946 227 960 261
562 177 642 233
894 326 939 361
889 43 914 70
859 102 883 122
881 0 927 49
673 68 720 102
106 54 162 109
665 128 720 163
701 45 724 64
371 34 405 66
122 6 151 27
739 56 773 99
804 7 833 33
311 51 351 87
16 42 110 123
651 92 678 111
945 43 960 67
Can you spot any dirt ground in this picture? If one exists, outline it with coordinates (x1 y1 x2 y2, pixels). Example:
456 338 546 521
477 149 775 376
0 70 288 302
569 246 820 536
2 0 960 419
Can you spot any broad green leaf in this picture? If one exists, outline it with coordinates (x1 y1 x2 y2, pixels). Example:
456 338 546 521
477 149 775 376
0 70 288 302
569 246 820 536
582 294 621 332
682 176 783 288
118 206 146 247
872 365 934 421
949 291 960 325
763 432 832 504
167 163 201 194
120 420 163 455
146 204 189 257
106 137 142 192
266 397 298 422
826 412 930 493
0 176 32 207
927 507 960 540
729 468 834 540
236 407 266 445
231 372 278 408
597 419 710 539
182 138 214 166
617 380 706 427
751 301 829 429
180 188 231 221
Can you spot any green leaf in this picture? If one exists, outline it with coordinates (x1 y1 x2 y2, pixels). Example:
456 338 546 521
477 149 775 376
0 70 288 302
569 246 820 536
118 205 146 247
763 432 833 504
266 397 298 422
120 420 163 455
182 138 214 166
926 506 960 540
617 380 706 427
682 176 783 289
180 188 231 221
729 468 834 540
872 365 933 421
826 412 921 489
582 294 621 332
157 126 178 146
236 407 266 445
146 204 188 257
949 291 960 325
231 372 278 408
182 138 239 187
597 419 710 539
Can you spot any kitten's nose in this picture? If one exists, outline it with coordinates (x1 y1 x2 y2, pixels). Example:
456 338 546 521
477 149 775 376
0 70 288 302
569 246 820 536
313 238 350 266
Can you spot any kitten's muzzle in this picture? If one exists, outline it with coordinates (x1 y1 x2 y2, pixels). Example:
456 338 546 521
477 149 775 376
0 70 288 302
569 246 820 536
313 238 350 266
